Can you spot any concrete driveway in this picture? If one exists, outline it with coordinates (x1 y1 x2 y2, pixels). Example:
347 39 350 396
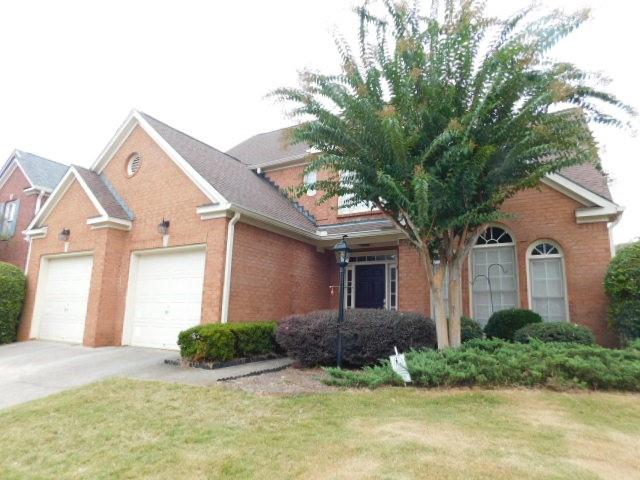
0 340 211 409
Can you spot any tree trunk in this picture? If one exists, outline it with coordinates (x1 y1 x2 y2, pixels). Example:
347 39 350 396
431 267 450 350
447 263 463 348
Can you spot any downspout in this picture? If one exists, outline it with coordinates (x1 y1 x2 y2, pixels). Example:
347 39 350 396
220 211 241 323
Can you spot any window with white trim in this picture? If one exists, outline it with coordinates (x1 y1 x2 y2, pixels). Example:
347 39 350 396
0 199 20 238
528 241 568 322
471 226 518 325
338 171 374 215
303 170 317 196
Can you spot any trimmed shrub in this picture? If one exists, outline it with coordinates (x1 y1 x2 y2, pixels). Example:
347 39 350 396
609 300 640 344
276 309 436 367
225 322 277 357
514 322 595 345
326 339 640 391
484 309 542 341
461 316 483 343
606 242 640 342
178 322 277 362
0 262 26 344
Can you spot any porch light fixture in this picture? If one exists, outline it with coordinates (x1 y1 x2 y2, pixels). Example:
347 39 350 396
157 218 170 235
333 235 351 368
58 228 70 242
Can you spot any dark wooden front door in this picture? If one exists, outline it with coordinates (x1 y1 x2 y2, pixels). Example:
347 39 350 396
355 264 386 309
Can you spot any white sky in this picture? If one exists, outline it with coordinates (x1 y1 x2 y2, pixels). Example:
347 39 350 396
0 0 637 243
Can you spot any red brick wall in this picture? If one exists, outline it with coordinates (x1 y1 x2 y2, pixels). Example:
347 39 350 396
397 183 615 344
229 222 330 321
0 167 38 269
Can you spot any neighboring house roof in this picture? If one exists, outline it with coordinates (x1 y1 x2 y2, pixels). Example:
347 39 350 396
139 113 317 232
73 166 132 220
227 126 310 168
0 150 68 191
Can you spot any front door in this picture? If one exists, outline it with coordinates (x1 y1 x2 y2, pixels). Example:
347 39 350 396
355 264 386 308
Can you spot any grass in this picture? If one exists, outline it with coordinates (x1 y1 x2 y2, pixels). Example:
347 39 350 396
1 379 639 479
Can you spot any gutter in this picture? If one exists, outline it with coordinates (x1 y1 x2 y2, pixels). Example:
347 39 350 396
220 211 241 323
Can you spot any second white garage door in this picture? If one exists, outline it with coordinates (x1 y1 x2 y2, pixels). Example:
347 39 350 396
125 247 206 349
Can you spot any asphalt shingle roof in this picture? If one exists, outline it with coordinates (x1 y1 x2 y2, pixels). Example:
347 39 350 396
227 127 310 167
558 163 612 202
229 128 614 203
74 166 132 220
140 113 317 233
13 150 68 191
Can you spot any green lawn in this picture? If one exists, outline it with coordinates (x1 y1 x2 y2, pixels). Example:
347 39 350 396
1 379 639 479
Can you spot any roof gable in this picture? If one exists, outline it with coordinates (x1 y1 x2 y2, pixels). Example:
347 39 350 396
139 113 316 233
0 150 68 192
26 166 132 234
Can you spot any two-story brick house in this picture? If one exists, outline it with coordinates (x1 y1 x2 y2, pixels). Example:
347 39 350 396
0 150 68 269
18 110 622 349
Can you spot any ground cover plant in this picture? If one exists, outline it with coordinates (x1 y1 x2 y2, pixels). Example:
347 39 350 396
326 339 640 391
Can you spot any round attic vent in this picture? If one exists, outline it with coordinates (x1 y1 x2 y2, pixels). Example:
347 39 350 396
127 153 142 176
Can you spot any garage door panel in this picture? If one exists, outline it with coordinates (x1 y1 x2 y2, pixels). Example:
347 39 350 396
128 248 206 350
37 255 93 343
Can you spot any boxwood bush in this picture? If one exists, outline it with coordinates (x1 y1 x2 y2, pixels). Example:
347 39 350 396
276 309 436 367
326 339 640 391
605 241 640 343
461 316 483 343
178 321 277 362
514 322 595 345
0 262 26 344
484 308 542 341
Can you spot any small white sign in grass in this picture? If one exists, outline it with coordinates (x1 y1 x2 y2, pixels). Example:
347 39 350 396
390 347 411 384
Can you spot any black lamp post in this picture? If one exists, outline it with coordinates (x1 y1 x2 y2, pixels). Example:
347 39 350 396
333 235 351 368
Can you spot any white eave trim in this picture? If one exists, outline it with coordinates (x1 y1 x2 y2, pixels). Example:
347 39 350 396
23 227 48 239
87 216 133 230
90 110 228 206
23 186 53 196
542 173 622 223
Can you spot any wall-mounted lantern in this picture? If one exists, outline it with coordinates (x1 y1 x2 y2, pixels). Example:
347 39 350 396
58 228 70 242
157 218 170 235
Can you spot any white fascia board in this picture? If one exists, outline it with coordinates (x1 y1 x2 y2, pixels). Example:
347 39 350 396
542 173 622 223
197 202 232 220
133 111 227 205
542 173 619 209
87 216 132 230
90 110 138 172
23 186 49 196
576 205 624 224
250 154 311 171
23 226 48 239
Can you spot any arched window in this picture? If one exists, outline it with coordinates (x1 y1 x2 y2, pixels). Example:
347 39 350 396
527 241 568 322
471 226 518 325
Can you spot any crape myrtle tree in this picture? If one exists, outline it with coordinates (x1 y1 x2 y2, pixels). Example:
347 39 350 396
272 0 633 349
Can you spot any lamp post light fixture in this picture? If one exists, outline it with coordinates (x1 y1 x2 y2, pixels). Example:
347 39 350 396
333 235 351 368
58 228 70 242
157 218 170 235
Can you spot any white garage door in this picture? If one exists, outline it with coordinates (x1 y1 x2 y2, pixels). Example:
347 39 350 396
127 248 206 349
37 255 93 343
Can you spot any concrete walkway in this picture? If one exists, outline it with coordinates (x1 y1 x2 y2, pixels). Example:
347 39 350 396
0 340 292 410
